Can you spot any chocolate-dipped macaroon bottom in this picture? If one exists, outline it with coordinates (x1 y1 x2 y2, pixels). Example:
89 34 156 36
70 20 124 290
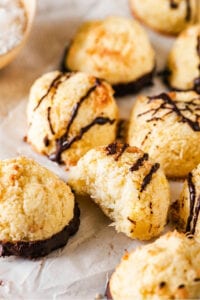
112 68 154 96
61 47 155 97
0 202 80 259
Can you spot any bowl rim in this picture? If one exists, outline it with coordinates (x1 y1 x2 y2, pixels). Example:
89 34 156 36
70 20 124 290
0 0 37 59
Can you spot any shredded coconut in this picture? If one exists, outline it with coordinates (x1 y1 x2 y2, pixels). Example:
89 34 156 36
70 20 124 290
0 0 27 55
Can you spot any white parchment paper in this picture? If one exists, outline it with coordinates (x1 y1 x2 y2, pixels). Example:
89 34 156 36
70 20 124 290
0 1 183 299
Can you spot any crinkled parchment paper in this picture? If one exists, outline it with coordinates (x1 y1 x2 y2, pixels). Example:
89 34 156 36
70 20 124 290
0 0 183 299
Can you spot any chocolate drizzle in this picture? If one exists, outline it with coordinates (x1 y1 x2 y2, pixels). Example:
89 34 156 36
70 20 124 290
169 0 191 21
63 79 100 139
47 107 55 135
116 119 127 142
34 73 66 111
159 281 166 289
170 0 178 9
185 0 191 21
128 151 159 193
194 35 200 94
127 217 136 225
50 117 115 163
48 78 113 163
186 172 196 232
197 36 200 60
138 93 200 131
140 163 160 192
106 142 118 155
105 143 129 161
191 196 200 234
43 135 50 147
194 78 200 94
129 153 149 172
115 144 129 161
141 131 151 146
33 73 73 141
186 172 200 234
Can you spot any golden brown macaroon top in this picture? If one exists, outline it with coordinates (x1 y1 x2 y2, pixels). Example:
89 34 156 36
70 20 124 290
65 16 155 86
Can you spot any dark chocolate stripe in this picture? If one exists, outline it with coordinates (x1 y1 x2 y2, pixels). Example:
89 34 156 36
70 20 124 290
106 142 118 155
138 108 157 117
194 35 200 94
48 79 100 162
63 79 100 141
34 73 64 111
48 80 102 163
106 143 128 161
190 195 200 234
197 35 200 57
185 0 191 21
185 170 200 235
43 136 50 147
141 131 151 146
34 73 73 117
140 163 160 192
47 107 55 135
49 117 115 163
127 217 136 225
148 93 200 131
147 117 162 123
170 0 178 9
34 73 74 142
169 0 191 21
129 153 149 172
116 119 127 142
114 143 129 161
186 172 196 232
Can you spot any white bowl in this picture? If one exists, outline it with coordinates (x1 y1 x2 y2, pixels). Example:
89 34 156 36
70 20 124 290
0 0 36 69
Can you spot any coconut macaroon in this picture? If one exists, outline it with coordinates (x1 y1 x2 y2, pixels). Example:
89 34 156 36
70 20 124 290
108 231 200 300
68 143 170 241
0 156 80 258
63 16 155 96
129 0 198 36
27 71 118 168
127 91 200 178
167 25 200 93
171 163 200 237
